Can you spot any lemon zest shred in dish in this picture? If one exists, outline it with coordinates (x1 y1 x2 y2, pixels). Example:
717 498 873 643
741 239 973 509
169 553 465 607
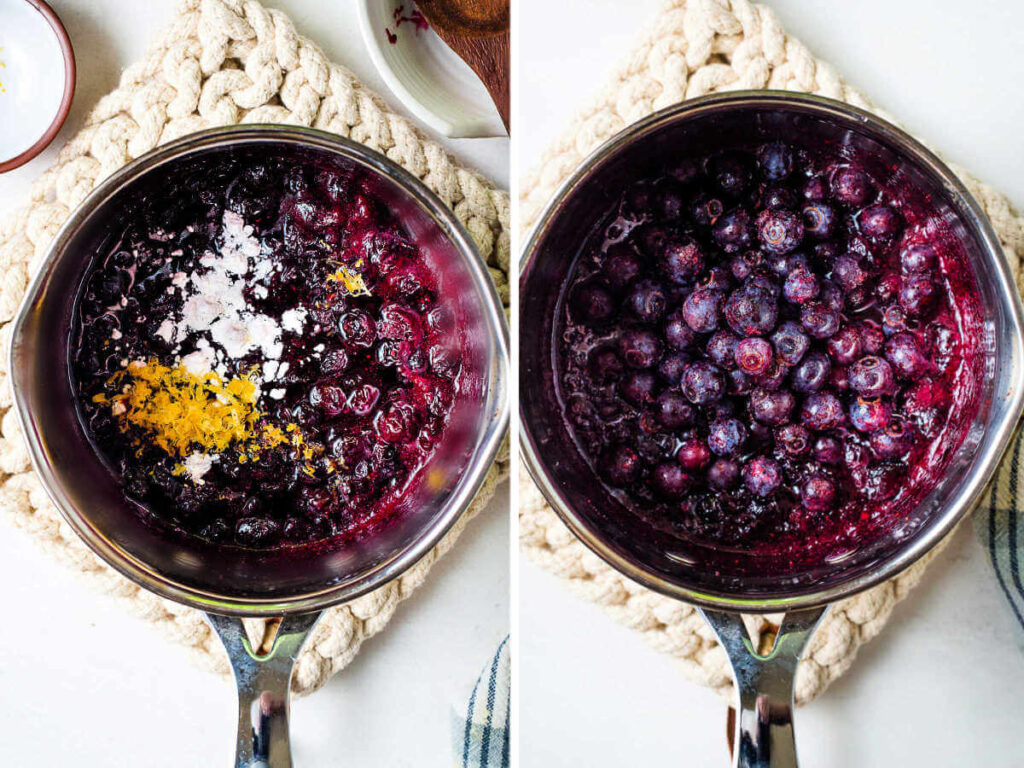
103 359 301 459
326 265 371 296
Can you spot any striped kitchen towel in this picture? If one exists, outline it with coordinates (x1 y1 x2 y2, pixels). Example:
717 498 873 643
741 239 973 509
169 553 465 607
977 425 1024 630
452 636 510 768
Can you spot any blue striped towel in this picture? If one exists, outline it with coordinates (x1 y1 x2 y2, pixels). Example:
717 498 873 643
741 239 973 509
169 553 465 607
452 636 510 768
977 426 1024 628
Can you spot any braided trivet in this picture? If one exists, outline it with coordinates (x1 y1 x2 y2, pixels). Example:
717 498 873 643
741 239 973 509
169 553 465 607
519 0 1024 705
0 0 509 696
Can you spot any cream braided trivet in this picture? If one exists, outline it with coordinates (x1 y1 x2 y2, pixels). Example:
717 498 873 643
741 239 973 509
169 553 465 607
519 0 1024 705
0 0 509 696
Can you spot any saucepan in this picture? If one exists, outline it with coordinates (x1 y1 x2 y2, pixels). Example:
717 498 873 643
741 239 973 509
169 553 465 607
519 92 1024 766
10 126 509 767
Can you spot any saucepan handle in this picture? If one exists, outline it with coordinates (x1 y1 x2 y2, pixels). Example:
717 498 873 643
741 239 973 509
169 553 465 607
207 611 324 768
700 606 827 768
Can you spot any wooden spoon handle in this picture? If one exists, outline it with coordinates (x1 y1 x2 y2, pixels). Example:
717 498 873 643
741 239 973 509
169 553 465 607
463 30 510 132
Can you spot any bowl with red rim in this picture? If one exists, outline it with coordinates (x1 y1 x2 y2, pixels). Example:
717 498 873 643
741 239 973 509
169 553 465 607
0 0 75 173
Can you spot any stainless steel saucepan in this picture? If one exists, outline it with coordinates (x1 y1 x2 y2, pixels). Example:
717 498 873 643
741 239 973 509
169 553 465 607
10 125 509 767
519 92 1024 767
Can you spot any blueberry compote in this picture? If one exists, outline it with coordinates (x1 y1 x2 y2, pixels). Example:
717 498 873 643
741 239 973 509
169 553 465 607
556 141 984 560
72 154 462 549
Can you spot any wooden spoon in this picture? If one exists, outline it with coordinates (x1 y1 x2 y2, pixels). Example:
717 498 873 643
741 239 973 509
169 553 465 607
415 0 510 133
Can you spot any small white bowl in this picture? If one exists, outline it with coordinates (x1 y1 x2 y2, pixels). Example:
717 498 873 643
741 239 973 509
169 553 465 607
357 0 505 139
0 0 75 172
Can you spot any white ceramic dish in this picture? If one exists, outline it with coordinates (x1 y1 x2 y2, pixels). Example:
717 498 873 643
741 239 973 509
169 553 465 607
357 0 505 138
0 0 75 172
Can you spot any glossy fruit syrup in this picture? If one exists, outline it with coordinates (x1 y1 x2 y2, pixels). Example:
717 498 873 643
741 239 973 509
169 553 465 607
555 140 985 559
71 155 463 549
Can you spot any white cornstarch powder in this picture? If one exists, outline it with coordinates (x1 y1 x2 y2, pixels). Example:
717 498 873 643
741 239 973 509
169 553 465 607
145 209 315 483
160 209 302 383
183 452 216 484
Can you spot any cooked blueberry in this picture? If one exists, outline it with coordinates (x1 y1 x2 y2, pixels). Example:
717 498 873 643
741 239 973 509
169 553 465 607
776 423 811 457
659 237 706 284
707 459 741 490
709 153 752 197
756 142 795 181
650 462 691 498
800 301 840 339
830 166 873 206
801 202 836 240
760 183 798 210
859 322 886 355
783 268 819 305
633 223 671 258
680 361 725 405
858 204 902 240
339 309 377 347
771 321 810 365
801 392 844 430
899 274 937 317
657 352 691 384
743 456 782 497
756 208 804 255
724 284 778 336
749 388 795 426
688 191 725 227
625 279 668 323
900 242 937 274
618 329 664 369
801 475 836 512
679 287 724 336
712 209 754 252
589 348 625 384
550 134 976 554
698 266 733 293
870 420 916 458
827 326 863 365
729 250 765 281
707 417 748 456
707 331 741 369
663 309 696 351
602 244 644 291
236 517 282 547
735 337 774 376
654 177 686 220
813 435 843 465
655 390 694 428
884 333 929 381
881 305 908 336
848 356 895 396
601 444 641 486
831 254 867 292
619 371 658 405
849 396 891 432
571 282 615 323
802 175 829 202
676 438 712 470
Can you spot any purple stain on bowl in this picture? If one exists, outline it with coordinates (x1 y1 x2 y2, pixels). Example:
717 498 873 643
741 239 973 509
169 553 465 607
385 3 429 44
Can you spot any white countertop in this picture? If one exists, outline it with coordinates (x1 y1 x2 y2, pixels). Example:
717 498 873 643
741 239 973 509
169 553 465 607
519 0 1024 766
0 1 508 766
